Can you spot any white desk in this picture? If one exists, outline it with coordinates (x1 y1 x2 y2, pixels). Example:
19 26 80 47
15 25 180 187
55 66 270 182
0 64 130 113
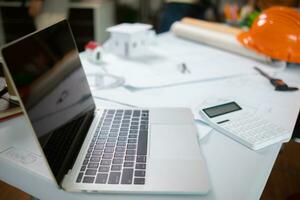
1 34 300 200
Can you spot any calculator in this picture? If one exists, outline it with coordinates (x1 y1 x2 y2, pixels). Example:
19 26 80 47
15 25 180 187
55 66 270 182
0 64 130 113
199 101 290 150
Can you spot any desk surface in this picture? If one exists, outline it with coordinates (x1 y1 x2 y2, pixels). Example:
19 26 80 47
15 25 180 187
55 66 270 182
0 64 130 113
1 34 300 200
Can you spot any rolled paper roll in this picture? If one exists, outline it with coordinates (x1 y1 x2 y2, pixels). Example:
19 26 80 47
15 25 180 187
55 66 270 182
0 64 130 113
181 18 242 35
171 19 271 63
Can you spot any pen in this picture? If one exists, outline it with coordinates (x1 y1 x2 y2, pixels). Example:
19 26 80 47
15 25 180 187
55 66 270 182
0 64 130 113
179 63 191 74
254 67 298 91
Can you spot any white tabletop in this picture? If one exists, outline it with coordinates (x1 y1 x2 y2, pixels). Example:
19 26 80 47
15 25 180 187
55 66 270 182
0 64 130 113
1 33 300 200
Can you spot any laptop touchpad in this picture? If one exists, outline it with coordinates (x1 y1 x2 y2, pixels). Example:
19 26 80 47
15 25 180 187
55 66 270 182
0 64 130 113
147 124 207 192
149 124 201 159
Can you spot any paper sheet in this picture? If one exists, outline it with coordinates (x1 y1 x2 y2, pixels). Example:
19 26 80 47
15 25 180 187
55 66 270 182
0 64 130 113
91 34 281 89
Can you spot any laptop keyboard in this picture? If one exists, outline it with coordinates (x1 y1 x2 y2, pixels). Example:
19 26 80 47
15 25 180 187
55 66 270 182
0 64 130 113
76 109 149 185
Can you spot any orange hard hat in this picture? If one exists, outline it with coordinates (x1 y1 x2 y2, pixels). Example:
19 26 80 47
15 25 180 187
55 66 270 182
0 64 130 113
237 6 300 63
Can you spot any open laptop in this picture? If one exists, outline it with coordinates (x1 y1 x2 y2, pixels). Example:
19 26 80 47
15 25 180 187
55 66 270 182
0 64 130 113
0 20 210 194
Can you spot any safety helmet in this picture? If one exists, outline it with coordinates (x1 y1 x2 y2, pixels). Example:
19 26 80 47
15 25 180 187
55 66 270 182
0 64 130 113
237 6 300 63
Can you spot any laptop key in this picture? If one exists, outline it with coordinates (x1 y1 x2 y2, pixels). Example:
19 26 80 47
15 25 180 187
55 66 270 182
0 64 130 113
105 114 113 118
83 176 95 183
131 122 139 125
104 147 114 153
116 147 125 152
83 159 89 165
125 110 132 115
128 139 137 143
88 163 99 169
118 137 127 141
136 155 146 163
108 110 115 114
111 165 122 171
114 152 124 157
85 169 97 176
106 143 116 147
135 170 145 177
100 131 109 135
103 122 111 126
108 172 121 184
76 172 84 183
124 162 134 167
112 121 121 125
109 133 118 137
135 163 146 170
127 144 137 149
140 125 148 130
133 110 140 115
129 135 138 138
107 138 117 142
100 160 112 165
121 123 129 127
85 153 91 158
125 156 135 161
95 173 108 184
126 149 136 155
117 141 126 146
129 130 138 134
94 144 105 150
112 125 120 129
130 126 139 130
137 131 148 155
96 140 106 145
90 157 101 162
119 132 128 136
99 166 110 172
113 159 123 164
140 130 148 134
110 129 119 133
101 126 110 130
92 150 103 156
102 153 113 159
121 168 134 184
99 135 108 139
134 178 145 185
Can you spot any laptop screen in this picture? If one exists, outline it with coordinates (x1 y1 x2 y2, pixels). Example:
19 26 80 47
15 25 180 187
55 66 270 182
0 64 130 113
1 20 96 182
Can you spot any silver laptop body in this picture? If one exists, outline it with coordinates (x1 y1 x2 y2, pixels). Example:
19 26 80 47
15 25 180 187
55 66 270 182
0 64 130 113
1 20 210 194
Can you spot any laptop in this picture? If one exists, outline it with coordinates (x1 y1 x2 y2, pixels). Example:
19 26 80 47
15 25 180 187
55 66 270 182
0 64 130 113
0 20 210 194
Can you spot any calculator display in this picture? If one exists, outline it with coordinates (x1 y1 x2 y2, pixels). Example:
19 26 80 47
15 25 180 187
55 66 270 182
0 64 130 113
203 102 241 118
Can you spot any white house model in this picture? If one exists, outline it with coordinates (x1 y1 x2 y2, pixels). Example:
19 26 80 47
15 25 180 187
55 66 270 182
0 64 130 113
105 23 154 57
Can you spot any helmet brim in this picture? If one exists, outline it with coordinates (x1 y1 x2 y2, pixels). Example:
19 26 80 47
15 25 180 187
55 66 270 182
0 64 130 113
237 31 300 63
